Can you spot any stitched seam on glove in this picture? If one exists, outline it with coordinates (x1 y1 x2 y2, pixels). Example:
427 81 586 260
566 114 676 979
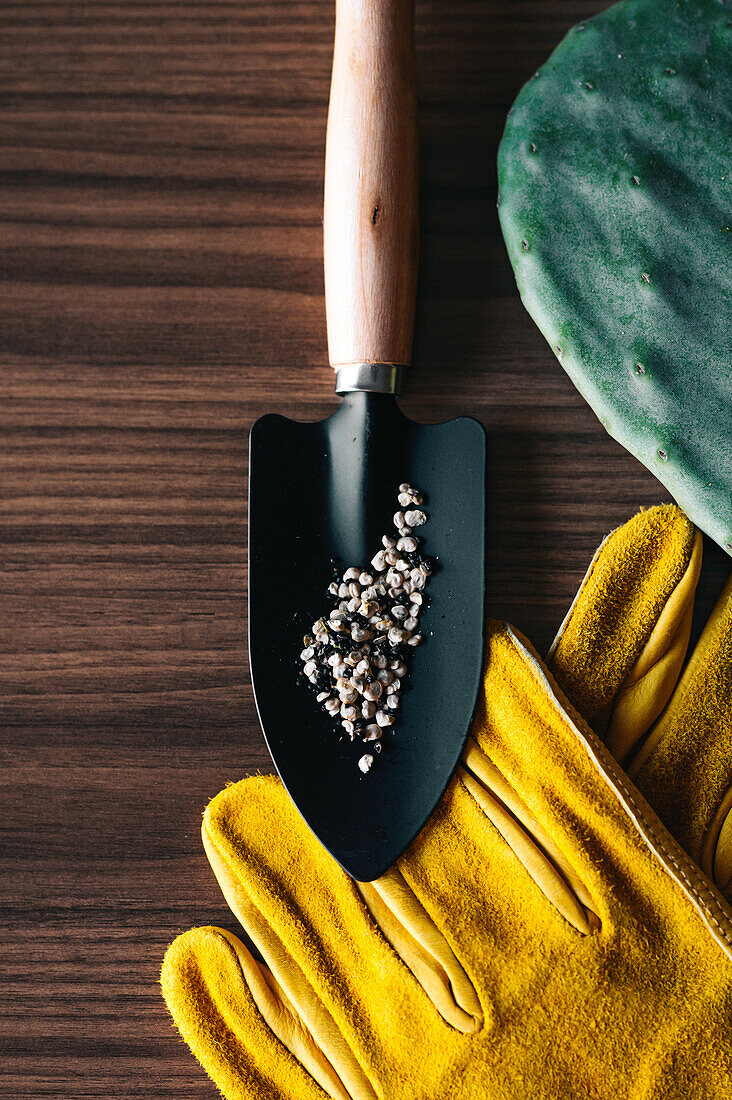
357 871 483 1034
461 735 600 922
456 763 594 935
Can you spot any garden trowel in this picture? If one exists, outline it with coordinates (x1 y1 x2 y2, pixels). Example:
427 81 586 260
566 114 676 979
248 0 486 881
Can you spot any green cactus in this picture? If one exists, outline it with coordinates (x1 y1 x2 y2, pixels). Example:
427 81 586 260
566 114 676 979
498 0 732 554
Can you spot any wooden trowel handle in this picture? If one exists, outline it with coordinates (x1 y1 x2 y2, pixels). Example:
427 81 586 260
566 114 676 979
324 0 418 372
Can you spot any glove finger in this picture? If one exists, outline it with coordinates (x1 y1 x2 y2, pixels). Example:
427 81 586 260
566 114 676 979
629 572 732 897
201 776 482 1092
161 925 346 1100
547 504 702 762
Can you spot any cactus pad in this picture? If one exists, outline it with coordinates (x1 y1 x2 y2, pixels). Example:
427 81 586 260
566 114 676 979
498 0 732 553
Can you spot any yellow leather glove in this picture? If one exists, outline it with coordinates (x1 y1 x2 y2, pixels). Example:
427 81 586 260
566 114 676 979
161 505 732 1099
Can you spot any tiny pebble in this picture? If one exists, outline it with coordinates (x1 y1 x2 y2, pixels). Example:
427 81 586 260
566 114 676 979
363 681 383 701
300 646 315 661
344 567 360 581
371 550 387 571
382 535 397 549
404 510 426 527
359 572 373 586
407 634 423 646
363 724 382 741
361 701 376 719
358 754 374 773
386 695 399 710
397 537 417 553
376 710 395 727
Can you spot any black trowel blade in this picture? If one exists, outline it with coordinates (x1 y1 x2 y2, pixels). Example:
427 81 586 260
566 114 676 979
248 392 486 881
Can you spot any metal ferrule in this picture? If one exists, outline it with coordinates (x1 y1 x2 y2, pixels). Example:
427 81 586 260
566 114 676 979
334 362 405 396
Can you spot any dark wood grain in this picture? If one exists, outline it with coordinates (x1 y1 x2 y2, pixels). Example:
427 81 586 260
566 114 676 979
2 3 729 1097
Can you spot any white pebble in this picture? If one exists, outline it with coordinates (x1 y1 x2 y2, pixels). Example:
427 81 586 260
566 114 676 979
341 703 358 720
409 592 423 607
363 724 382 741
407 634 423 646
372 654 388 669
386 695 400 710
356 658 371 675
303 660 317 677
376 710 395 727
316 691 330 702
404 510 426 527
382 535 397 549
388 627 408 644
343 720 356 737
300 646 315 661
361 700 376 719
358 754 374 773
371 550 387 572
403 616 418 631
363 681 383 701
359 572 373 586
390 661 407 677
386 678 400 694
344 567 360 582
391 605 407 620
398 491 413 507
397 537 417 553
376 669 394 685
325 699 340 714
393 511 405 528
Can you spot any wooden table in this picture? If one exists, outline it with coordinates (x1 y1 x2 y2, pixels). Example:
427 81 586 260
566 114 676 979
3 2 728 1096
